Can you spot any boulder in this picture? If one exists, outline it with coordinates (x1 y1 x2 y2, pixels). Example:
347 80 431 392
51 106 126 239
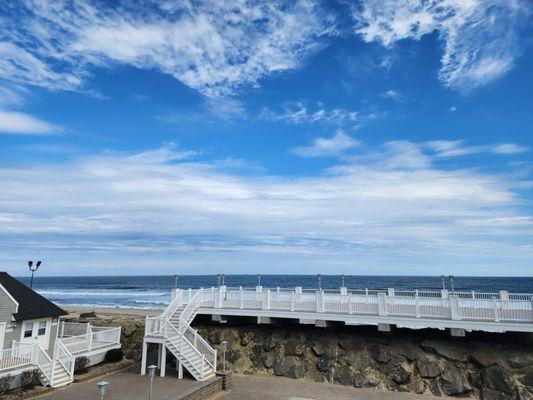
284 339 305 356
338 337 365 352
353 367 381 388
470 349 498 367
507 353 533 369
481 387 515 400
263 353 275 369
312 343 325 356
371 346 392 364
416 357 441 378
439 364 472 396
274 356 304 379
333 365 352 386
239 330 255 346
421 340 469 362
482 366 516 395
383 362 411 385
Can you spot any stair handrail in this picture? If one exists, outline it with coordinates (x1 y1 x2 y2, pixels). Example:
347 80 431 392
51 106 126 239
163 289 184 319
34 343 53 385
180 324 217 370
54 340 75 383
164 319 205 378
178 290 201 331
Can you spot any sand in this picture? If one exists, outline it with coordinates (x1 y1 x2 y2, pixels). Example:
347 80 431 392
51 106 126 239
64 305 162 318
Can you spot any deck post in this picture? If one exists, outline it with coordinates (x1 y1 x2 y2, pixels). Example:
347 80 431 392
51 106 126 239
240 288 244 309
340 287 347 304
499 291 509 310
415 289 420 318
157 343 161 368
316 290 324 313
492 296 500 322
141 339 148 375
256 285 262 303
177 359 183 379
160 344 166 377
450 295 461 320
378 293 388 316
262 290 271 310
87 324 93 351
290 291 295 311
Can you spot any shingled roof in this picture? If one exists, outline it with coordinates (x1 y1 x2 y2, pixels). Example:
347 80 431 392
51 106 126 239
0 272 67 321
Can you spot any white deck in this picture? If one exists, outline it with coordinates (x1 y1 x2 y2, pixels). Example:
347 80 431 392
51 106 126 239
178 286 533 333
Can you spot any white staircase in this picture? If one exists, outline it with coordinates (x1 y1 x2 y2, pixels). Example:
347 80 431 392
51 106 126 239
144 289 217 381
35 341 74 388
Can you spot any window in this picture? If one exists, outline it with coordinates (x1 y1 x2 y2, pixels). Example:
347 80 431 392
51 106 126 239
38 321 46 336
24 322 33 338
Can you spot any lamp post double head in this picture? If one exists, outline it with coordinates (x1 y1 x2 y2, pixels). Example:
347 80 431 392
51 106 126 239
28 260 41 289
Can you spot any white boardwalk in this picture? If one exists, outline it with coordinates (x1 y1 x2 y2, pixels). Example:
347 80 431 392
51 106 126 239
176 286 533 334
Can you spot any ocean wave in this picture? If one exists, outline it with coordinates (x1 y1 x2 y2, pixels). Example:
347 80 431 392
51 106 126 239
37 290 169 297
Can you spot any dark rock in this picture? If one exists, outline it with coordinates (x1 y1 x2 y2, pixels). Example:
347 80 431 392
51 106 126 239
317 356 334 373
274 356 304 379
439 364 472 396
520 370 533 387
262 353 275 369
469 370 483 389
421 340 468 362
239 331 254 346
208 330 222 345
371 346 392 363
284 339 304 356
312 343 325 356
398 343 423 361
338 337 365 352
416 357 440 378
261 336 277 352
428 380 442 397
225 349 241 364
334 365 352 386
79 311 97 318
470 349 498 367
481 387 515 400
383 363 411 385
483 366 515 394
353 367 380 388
250 345 263 369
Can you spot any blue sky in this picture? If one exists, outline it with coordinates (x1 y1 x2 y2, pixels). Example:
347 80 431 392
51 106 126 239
0 0 532 276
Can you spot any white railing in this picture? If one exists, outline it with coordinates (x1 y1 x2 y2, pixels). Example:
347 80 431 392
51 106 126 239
35 344 53 383
145 316 164 336
0 343 34 372
164 320 206 379
53 341 75 385
163 289 184 319
191 287 533 323
58 325 121 355
181 324 217 370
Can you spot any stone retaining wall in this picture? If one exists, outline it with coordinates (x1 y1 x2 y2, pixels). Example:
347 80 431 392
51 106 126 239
70 314 533 399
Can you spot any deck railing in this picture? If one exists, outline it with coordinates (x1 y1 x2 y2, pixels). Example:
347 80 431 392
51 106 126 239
0 343 34 372
193 287 533 323
58 323 121 355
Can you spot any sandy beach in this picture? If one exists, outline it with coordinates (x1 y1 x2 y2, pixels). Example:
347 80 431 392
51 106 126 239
65 305 162 318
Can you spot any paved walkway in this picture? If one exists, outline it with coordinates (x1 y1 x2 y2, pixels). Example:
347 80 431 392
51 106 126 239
223 375 446 400
38 369 445 400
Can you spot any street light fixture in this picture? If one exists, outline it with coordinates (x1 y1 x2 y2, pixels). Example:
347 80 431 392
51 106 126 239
148 365 157 400
341 274 345 288
97 381 108 400
440 275 446 290
217 274 221 287
221 274 225 286
317 274 322 290
174 275 179 289
28 260 41 289
221 341 227 372
257 274 261 287
449 275 455 293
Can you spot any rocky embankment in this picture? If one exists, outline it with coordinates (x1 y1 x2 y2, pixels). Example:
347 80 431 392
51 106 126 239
69 312 533 399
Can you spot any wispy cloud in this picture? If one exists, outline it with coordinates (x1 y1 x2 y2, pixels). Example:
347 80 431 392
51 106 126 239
293 130 360 158
353 0 530 91
0 0 334 97
0 110 62 135
260 101 377 126
424 140 528 158
0 140 531 274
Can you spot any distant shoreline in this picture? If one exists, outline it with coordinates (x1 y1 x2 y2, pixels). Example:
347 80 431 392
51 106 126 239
65 305 161 317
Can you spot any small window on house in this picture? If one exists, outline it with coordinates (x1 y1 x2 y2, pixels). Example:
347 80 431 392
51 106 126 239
24 322 33 338
38 321 46 336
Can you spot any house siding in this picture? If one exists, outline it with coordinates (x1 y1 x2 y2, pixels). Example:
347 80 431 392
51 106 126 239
0 287 18 350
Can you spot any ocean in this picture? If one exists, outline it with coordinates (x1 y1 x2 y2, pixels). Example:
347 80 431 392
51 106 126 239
18 275 533 310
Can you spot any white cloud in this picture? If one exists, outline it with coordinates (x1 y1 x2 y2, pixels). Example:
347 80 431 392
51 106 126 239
0 110 62 134
0 85 28 107
0 141 531 274
260 102 371 126
293 130 360 157
0 0 333 97
382 89 400 99
353 0 529 90
424 140 528 157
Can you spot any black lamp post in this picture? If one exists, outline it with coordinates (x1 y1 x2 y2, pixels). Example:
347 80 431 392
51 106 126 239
28 260 41 289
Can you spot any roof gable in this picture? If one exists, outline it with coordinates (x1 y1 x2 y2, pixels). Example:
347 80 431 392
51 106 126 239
0 272 67 321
